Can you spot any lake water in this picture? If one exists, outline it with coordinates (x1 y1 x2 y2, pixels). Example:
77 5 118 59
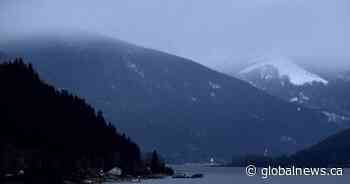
107 164 349 184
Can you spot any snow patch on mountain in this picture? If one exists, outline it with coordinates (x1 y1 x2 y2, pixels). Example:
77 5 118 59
290 97 299 103
126 62 145 78
289 92 310 104
191 97 198 102
239 56 328 86
322 111 350 123
280 136 297 144
209 81 221 89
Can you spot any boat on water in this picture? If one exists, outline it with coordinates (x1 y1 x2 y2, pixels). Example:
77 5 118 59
172 173 188 178
190 173 204 178
172 173 204 179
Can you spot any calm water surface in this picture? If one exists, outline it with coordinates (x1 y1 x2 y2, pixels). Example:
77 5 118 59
107 165 349 184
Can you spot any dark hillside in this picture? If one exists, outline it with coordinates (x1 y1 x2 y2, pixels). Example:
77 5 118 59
0 59 143 183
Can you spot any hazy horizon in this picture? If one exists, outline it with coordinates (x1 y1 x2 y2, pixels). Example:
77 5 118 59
1 0 350 70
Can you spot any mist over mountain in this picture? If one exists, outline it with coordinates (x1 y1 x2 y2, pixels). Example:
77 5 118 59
1 0 350 70
0 32 341 162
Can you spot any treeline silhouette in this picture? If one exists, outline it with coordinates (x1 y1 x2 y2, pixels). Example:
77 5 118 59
0 59 169 183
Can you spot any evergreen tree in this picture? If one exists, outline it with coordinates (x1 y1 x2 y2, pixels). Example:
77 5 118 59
0 59 149 183
150 150 161 174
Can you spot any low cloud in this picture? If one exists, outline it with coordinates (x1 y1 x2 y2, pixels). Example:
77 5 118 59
1 0 349 68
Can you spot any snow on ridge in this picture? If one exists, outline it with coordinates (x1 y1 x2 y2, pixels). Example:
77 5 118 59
239 55 328 86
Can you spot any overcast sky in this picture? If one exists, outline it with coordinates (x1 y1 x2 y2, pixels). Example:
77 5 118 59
1 0 349 69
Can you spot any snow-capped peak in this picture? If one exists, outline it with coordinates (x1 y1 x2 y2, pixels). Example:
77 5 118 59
239 55 328 86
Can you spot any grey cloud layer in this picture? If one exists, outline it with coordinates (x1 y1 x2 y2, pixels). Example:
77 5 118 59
1 0 349 68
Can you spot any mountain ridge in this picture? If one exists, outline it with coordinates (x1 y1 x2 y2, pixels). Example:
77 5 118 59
0 33 340 162
236 55 350 127
239 55 328 86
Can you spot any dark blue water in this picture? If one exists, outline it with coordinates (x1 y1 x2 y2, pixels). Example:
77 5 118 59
106 164 349 184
